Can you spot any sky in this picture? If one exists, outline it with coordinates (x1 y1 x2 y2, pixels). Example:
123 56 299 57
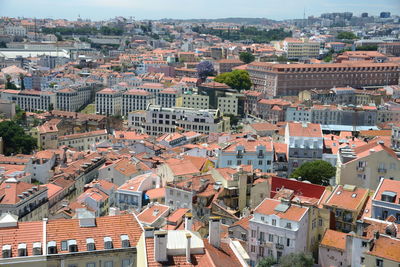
0 0 399 21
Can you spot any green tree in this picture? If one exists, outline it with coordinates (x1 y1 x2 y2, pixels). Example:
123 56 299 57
279 252 314 267
0 120 37 155
214 69 252 91
256 256 276 267
355 45 378 51
337 31 357 40
290 160 336 185
19 73 25 90
239 51 255 64
5 75 17 89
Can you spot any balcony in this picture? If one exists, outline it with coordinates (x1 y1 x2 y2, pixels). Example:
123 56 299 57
356 166 365 172
377 168 387 174
275 243 284 250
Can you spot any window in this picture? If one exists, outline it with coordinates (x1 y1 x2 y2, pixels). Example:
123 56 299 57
86 238 95 251
286 238 290 247
258 160 263 165
121 235 130 248
362 241 367 247
268 234 273 242
237 160 242 165
61 240 68 251
360 257 365 264
227 160 232 166
104 261 113 267
104 237 113 249
318 218 323 227
251 245 256 253
86 263 96 267
286 222 292 229
272 219 276 226
376 259 383 267
251 230 256 238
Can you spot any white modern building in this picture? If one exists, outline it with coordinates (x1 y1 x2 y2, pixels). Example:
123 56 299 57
128 104 230 136
1 90 56 112
95 88 122 115
122 89 154 116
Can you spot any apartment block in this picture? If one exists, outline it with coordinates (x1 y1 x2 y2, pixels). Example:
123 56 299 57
182 92 210 110
216 136 274 173
336 140 400 190
284 122 323 174
122 89 154 116
95 88 122 116
371 179 400 223
1 90 56 112
249 198 309 266
323 184 369 233
128 105 230 136
247 61 400 97
0 212 142 267
58 129 109 151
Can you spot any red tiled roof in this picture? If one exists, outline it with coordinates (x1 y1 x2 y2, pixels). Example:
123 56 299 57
254 198 308 221
270 176 325 200
320 229 347 251
146 188 166 199
46 214 142 252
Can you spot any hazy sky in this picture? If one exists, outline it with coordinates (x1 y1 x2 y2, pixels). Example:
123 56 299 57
0 0 399 20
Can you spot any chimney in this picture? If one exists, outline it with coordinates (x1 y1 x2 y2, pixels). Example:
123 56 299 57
186 233 191 263
154 231 168 262
144 226 155 238
208 216 221 248
185 213 193 231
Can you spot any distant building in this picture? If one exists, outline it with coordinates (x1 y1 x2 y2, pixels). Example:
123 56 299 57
284 122 323 174
122 89 154 116
247 62 400 97
128 105 230 136
95 88 122 116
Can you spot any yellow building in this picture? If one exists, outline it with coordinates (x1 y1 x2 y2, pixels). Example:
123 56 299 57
336 140 400 190
323 184 369 233
182 93 209 109
281 38 320 60
217 96 238 116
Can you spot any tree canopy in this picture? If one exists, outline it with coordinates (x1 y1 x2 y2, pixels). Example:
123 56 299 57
196 61 215 80
214 69 252 91
290 160 336 185
279 252 314 267
257 252 314 267
239 51 255 64
0 120 37 155
256 256 276 267
337 31 357 40
192 26 292 43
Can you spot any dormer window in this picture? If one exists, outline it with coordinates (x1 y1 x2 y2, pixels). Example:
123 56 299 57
104 237 113 249
86 238 95 251
18 243 27 256
2 245 11 258
67 240 78 252
381 191 397 203
121 235 130 248
32 242 42 255
47 241 57 254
